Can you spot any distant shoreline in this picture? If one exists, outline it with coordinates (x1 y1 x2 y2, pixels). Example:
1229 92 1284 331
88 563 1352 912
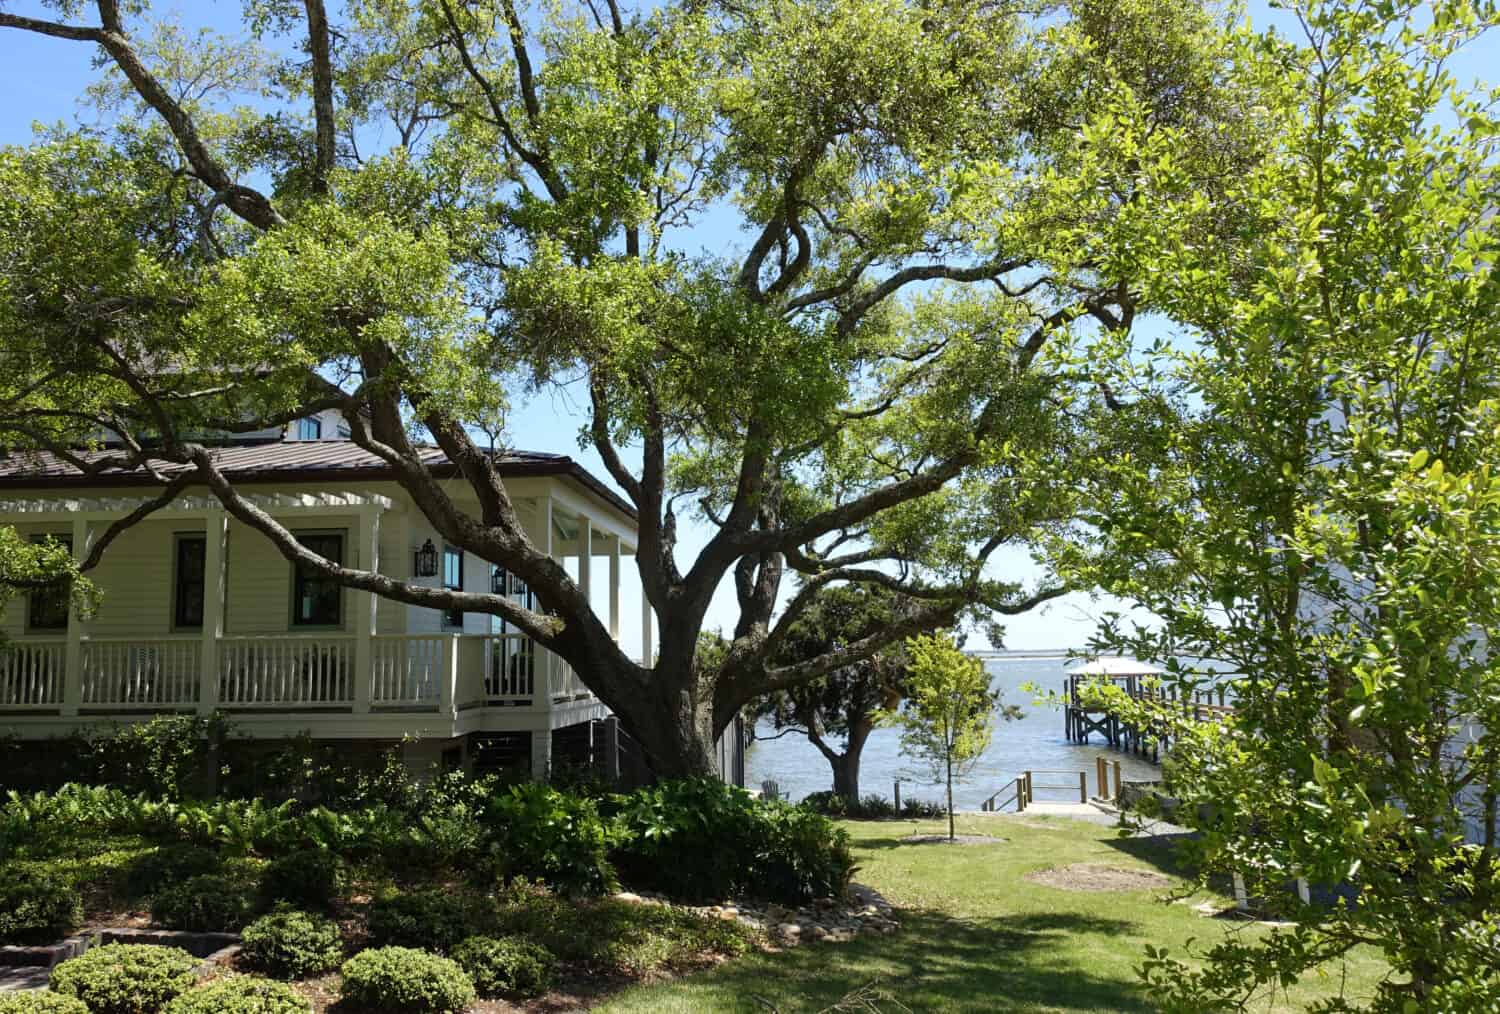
970 649 1078 660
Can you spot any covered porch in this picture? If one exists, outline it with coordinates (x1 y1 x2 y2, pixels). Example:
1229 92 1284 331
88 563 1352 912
0 486 648 744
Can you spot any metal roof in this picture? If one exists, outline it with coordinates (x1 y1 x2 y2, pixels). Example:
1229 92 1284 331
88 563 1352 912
0 440 637 521
1066 656 1163 677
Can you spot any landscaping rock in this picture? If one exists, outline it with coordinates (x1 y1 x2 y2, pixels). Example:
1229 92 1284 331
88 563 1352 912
610 881 900 950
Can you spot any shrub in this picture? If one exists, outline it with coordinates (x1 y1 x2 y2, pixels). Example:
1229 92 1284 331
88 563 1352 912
161 978 309 1014
338 947 475 1013
610 779 855 903
258 850 343 910
493 881 754 975
365 889 495 954
451 935 556 998
0 994 91 1014
49 943 198 1014
239 908 344 979
481 783 621 896
123 845 222 901
0 873 83 945
150 874 255 932
898 797 946 819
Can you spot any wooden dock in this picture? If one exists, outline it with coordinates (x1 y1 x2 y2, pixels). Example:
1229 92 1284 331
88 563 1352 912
1062 672 1235 761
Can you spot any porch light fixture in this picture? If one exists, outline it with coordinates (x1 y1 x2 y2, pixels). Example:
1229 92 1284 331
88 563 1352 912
491 566 508 595
413 539 439 577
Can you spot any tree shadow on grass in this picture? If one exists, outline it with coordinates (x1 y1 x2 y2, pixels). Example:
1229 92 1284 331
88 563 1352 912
1098 829 1200 880
623 909 1155 1013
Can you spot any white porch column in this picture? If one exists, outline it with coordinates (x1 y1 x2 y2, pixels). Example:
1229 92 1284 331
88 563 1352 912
61 516 90 716
530 728 552 781
578 518 592 620
197 511 228 715
352 506 380 714
641 584 653 668
541 494 555 704
607 537 621 641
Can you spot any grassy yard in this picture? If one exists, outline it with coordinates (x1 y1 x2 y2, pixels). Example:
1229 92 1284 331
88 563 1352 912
598 814 1390 1013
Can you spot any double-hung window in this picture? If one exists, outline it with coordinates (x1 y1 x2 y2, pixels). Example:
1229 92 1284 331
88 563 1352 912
291 531 344 627
173 535 207 629
441 545 464 628
25 534 71 632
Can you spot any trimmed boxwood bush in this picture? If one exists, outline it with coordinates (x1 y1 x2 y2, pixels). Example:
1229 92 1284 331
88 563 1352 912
338 947 476 1013
122 845 222 902
240 908 344 979
451 934 556 998
0 994 91 1014
150 874 255 932
258 849 343 910
162 977 310 1014
49 943 199 1014
0 873 83 945
365 889 495 954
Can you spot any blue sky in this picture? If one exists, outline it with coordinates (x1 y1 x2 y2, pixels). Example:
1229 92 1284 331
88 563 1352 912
1 2 1494 653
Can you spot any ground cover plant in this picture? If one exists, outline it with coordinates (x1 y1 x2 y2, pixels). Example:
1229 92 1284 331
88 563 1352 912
0 995 90 1014
161 978 310 1014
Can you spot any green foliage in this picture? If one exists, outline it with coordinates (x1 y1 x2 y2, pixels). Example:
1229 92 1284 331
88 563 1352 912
493 880 755 975
239 908 345 980
450 934 557 999
0 994 90 1014
802 791 945 820
49 944 199 1014
882 632 1011 840
365 889 497 954
482 782 622 896
0 872 82 945
1050 0 1500 1007
337 947 476 1014
123 845 223 902
149 874 255 932
160 978 310 1014
257 849 343 910
610 779 854 903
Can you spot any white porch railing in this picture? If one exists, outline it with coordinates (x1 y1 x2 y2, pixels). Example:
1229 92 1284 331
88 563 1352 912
0 639 65 708
484 634 536 700
2 632 593 716
219 635 354 707
81 637 199 707
371 634 445 707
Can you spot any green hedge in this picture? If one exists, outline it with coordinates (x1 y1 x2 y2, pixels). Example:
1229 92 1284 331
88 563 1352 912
161 978 309 1014
366 889 496 954
451 934 556 998
338 947 475 1013
0 994 91 1014
150 874 255 932
258 849 343 910
239 908 345 979
49 943 198 1014
0 873 82 945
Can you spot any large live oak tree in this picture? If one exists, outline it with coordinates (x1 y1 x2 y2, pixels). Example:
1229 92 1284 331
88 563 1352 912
0 0 1250 775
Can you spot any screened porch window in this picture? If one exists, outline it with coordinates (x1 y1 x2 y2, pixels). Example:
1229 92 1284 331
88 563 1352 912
292 531 343 627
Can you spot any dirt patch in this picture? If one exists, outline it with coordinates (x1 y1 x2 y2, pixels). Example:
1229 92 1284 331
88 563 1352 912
900 834 1006 846
1022 863 1175 892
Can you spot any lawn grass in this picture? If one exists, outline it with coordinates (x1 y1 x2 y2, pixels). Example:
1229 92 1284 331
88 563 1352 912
597 814 1390 1013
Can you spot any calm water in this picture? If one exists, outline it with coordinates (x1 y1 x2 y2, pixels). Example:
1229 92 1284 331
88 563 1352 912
745 655 1162 809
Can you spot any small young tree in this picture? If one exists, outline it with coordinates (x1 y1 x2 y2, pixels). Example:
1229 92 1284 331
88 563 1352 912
755 586 912 807
883 632 1012 841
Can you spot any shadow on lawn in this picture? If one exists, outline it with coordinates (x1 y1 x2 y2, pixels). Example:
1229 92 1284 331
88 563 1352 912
668 909 1154 1012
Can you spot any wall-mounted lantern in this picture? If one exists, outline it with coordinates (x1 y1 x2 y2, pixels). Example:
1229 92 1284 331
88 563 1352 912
491 566 508 595
413 539 439 577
